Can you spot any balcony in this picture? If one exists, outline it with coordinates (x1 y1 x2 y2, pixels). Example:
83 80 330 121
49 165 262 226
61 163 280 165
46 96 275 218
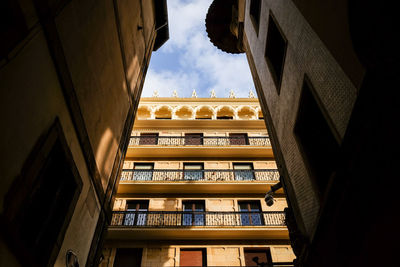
108 211 288 240
118 169 282 194
126 136 273 158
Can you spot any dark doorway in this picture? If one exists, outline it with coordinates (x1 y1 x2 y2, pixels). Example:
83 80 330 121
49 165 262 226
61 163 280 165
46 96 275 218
114 248 143 267
182 200 205 226
239 201 263 226
124 200 149 226
229 133 249 145
139 133 159 145
184 163 204 180
244 248 272 266
185 133 203 145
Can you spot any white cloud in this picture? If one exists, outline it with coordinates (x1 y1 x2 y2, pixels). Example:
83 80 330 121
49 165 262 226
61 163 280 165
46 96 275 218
142 0 256 98
162 0 212 51
142 69 200 97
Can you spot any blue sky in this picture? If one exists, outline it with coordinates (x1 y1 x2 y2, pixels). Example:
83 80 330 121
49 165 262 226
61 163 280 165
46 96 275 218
142 0 256 98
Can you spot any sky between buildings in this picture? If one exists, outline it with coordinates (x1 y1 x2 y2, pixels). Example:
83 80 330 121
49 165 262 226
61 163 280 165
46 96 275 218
141 0 256 98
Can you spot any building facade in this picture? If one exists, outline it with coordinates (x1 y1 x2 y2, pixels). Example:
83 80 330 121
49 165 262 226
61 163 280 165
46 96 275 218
0 1 168 266
101 96 295 266
206 0 399 266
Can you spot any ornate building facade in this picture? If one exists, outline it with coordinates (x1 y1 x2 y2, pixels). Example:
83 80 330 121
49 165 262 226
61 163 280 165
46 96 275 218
101 96 295 266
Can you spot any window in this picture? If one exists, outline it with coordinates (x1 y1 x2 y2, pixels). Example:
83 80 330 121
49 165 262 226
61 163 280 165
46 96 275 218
238 201 263 226
229 133 249 145
114 248 143 267
3 120 82 267
182 201 205 226
294 76 340 198
180 248 207 267
249 0 261 34
265 13 287 94
184 163 204 180
133 163 154 181
233 163 255 180
244 248 272 266
124 200 149 226
185 133 203 145
139 133 158 145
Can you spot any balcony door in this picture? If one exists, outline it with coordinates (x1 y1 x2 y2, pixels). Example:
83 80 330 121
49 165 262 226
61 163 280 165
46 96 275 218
238 201 263 226
243 248 272 267
185 133 203 145
124 200 149 226
233 163 255 180
229 133 249 145
182 201 205 226
184 163 204 180
139 133 158 145
133 163 154 181
114 248 143 267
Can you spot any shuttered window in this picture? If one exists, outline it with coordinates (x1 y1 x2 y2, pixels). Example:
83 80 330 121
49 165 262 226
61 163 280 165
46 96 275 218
139 133 159 145
180 249 206 267
185 133 203 145
229 133 249 145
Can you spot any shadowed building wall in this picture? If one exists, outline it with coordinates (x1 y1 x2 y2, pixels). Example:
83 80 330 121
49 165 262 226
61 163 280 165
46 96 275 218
206 0 399 266
0 0 168 266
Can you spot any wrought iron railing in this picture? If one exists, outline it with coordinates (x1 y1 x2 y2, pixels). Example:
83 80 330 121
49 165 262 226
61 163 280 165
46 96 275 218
129 136 271 146
111 211 285 227
120 169 280 182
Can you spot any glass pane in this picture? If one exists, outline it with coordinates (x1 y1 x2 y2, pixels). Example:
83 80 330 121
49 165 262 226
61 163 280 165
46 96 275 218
133 170 153 180
184 170 203 180
124 213 136 226
185 134 203 145
234 164 254 180
229 134 248 145
183 213 192 226
184 164 203 180
184 164 203 170
139 134 158 145
134 164 153 169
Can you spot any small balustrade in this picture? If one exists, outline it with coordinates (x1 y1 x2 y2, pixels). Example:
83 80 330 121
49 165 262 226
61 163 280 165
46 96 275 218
120 169 280 182
111 211 285 227
129 136 271 146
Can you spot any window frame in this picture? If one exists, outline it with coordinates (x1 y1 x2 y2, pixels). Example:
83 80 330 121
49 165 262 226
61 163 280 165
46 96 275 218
264 12 288 95
249 0 262 35
183 162 204 180
2 118 83 267
184 133 204 145
139 133 159 145
293 75 341 199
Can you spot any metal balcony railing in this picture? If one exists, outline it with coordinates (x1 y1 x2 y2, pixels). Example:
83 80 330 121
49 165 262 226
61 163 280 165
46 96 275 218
120 169 280 182
111 211 285 227
129 136 271 146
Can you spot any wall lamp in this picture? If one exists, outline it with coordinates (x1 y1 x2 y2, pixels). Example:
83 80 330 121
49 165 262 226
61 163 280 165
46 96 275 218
264 181 282 206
